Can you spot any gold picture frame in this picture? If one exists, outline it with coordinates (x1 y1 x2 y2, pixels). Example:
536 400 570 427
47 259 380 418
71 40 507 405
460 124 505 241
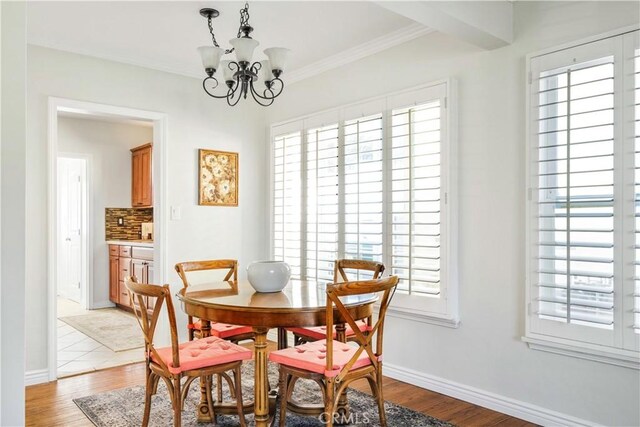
198 149 238 206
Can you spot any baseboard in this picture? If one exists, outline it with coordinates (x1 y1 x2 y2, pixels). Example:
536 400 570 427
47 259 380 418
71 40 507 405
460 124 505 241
91 300 115 309
383 363 600 427
24 369 49 386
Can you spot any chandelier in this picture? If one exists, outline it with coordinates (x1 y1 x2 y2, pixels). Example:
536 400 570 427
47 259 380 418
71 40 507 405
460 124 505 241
197 3 291 107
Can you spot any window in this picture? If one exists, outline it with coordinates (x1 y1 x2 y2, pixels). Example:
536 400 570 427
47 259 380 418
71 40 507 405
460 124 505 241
272 131 302 278
306 124 339 282
270 81 458 323
526 30 639 365
343 114 384 272
391 101 443 296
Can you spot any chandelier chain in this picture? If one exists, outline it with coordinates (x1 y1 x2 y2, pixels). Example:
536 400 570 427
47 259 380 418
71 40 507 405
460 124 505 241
207 16 220 48
237 2 250 38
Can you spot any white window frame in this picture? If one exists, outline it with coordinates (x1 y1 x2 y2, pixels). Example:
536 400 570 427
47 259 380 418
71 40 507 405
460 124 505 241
269 79 459 327
524 25 640 369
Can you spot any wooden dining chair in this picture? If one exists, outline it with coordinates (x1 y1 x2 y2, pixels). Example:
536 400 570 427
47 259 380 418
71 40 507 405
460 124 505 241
269 275 399 427
175 260 255 343
124 276 250 427
289 259 385 345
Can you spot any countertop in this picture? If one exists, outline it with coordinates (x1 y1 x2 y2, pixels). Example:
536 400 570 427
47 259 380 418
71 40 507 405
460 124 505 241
106 240 154 248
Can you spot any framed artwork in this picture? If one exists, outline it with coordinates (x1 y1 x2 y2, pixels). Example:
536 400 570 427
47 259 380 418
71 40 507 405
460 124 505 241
198 149 238 206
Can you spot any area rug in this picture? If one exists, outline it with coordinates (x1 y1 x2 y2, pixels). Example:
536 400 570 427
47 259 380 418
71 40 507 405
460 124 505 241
74 361 453 426
60 308 144 352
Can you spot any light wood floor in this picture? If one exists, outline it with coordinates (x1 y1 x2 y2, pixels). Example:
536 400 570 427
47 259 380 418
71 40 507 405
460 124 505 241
26 345 536 427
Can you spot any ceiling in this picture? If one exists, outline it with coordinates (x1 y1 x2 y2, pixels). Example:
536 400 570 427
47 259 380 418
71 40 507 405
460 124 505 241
27 1 424 83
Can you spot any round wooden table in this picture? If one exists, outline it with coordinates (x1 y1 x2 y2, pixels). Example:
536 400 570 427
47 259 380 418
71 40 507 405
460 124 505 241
177 279 377 426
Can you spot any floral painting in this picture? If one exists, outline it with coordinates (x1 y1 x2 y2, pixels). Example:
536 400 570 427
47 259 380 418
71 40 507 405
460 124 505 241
198 149 238 206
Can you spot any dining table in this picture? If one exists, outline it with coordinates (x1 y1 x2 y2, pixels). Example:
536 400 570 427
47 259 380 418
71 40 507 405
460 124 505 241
176 278 378 426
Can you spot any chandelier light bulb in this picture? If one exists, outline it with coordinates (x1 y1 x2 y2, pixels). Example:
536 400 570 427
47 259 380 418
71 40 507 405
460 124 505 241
229 37 259 64
220 60 235 82
263 47 291 73
197 46 224 75
259 60 272 85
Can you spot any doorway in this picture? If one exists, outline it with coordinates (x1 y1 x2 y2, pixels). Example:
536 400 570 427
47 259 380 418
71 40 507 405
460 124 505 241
48 98 168 380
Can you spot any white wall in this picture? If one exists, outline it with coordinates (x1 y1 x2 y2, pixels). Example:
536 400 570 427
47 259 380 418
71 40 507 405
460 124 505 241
26 46 268 372
1 2 26 425
266 2 640 425
58 116 153 307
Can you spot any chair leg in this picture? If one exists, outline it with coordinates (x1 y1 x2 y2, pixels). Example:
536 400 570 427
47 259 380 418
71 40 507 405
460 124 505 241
180 376 197 410
217 373 223 402
151 374 160 395
233 366 247 427
172 377 182 427
375 368 387 427
278 372 289 427
142 369 153 427
325 377 335 427
204 376 216 425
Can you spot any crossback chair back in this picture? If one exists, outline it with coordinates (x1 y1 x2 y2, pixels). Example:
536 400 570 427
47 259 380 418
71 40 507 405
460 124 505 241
175 260 238 340
175 259 238 287
333 259 385 283
125 276 181 374
325 276 398 383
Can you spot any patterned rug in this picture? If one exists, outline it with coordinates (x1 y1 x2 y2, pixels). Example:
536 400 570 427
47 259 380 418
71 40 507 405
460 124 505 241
74 361 453 426
60 308 144 352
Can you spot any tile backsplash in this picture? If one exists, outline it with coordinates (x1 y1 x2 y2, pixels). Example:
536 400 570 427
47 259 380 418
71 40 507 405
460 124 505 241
105 207 153 240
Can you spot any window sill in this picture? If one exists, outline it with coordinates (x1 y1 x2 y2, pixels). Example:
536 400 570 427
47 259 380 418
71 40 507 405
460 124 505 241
522 335 640 370
384 305 460 329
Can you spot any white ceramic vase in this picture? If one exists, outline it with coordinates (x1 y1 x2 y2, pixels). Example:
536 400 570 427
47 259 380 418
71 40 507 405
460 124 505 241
247 261 291 293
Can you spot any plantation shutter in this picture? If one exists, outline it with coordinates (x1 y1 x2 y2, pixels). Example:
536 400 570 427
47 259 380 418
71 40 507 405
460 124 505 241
306 124 339 281
342 114 384 279
534 54 616 329
273 130 302 279
390 101 443 296
633 45 640 333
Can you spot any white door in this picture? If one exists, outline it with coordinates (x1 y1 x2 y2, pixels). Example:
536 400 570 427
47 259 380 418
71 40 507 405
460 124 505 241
57 157 85 303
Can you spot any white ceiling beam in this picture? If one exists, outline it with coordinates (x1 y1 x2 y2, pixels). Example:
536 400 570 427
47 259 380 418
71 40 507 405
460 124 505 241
375 1 513 50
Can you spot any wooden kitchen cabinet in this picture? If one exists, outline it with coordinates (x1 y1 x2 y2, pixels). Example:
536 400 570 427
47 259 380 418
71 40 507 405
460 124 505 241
109 244 154 311
109 252 119 302
131 143 152 207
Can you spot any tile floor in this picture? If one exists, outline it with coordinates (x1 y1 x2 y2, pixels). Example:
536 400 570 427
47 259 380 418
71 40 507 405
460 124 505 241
57 298 143 378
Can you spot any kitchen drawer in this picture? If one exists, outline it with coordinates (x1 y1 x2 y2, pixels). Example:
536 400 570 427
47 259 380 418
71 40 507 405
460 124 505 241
118 281 131 307
119 258 132 281
131 246 153 261
109 245 119 257
119 245 132 257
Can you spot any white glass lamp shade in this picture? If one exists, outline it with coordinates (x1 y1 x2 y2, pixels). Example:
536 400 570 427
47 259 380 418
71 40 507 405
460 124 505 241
220 60 235 82
259 60 272 84
197 46 224 72
229 37 259 63
264 47 291 72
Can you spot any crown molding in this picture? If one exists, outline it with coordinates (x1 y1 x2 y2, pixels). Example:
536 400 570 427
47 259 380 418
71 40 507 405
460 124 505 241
286 23 433 84
27 39 205 80
28 23 432 85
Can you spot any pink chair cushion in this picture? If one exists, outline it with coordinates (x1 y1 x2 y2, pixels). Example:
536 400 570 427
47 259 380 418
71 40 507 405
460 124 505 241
152 336 252 375
288 320 370 341
190 321 254 339
268 339 373 377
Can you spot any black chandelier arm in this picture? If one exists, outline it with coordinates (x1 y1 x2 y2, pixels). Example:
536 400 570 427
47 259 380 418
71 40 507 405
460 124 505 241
226 77 245 107
247 61 284 99
261 77 285 99
202 76 241 100
249 82 275 107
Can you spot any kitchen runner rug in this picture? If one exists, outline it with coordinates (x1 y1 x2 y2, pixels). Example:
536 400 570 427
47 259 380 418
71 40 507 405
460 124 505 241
60 308 144 352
